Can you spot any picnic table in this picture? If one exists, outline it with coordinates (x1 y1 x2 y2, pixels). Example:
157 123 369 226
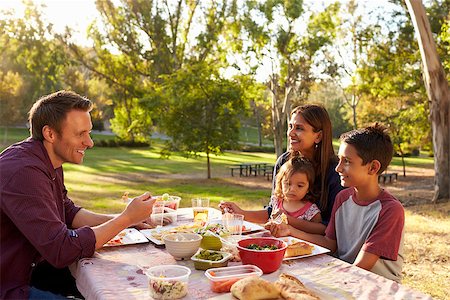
229 163 273 180
70 208 432 300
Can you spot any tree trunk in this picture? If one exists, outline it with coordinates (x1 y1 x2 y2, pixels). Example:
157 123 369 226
405 0 450 203
270 77 284 157
255 107 262 147
206 150 211 179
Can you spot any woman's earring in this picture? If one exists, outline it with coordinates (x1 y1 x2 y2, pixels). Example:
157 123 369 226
315 143 319 149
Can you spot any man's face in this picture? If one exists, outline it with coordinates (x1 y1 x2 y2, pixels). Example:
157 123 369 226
335 142 371 188
51 110 94 167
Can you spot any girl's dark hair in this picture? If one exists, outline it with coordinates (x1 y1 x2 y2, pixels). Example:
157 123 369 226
28 90 92 141
275 157 316 202
289 104 337 210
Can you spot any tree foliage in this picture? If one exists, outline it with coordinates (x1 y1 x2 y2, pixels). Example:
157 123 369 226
161 62 245 178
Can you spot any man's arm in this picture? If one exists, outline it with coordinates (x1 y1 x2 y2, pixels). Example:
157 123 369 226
72 193 155 249
71 209 113 228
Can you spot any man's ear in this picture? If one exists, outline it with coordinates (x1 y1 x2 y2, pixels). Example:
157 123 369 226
368 160 382 175
42 125 56 143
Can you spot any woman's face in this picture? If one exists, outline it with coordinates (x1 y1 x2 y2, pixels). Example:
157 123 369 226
287 112 322 159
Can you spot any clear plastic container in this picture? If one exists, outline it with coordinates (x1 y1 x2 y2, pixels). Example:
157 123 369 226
146 265 190 299
204 265 263 293
150 207 178 225
190 249 232 270
153 195 181 210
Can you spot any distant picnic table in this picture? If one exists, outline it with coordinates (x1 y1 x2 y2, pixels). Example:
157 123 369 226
229 162 274 180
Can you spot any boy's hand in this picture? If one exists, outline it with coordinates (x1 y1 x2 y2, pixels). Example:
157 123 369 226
264 221 291 237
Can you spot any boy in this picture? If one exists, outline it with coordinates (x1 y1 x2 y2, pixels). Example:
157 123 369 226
266 123 404 282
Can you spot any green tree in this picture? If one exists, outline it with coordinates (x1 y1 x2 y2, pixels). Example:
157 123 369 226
238 0 341 156
62 0 239 142
161 63 245 179
0 71 25 142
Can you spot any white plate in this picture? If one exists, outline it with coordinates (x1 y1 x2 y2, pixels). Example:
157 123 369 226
212 219 265 234
104 228 149 247
282 237 330 260
140 223 202 245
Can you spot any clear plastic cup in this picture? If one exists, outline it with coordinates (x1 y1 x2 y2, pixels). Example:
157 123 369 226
191 198 210 222
222 213 244 235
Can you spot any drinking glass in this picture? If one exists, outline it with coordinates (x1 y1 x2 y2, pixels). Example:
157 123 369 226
191 198 210 223
222 213 244 235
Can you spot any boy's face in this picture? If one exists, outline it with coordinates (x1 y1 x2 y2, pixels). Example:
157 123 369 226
336 142 372 188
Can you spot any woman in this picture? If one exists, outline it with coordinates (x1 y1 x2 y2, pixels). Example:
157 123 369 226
220 104 343 234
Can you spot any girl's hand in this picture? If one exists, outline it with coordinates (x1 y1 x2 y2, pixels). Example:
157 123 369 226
264 221 291 237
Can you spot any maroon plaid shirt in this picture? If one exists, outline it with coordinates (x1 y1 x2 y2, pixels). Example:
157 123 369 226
0 138 95 299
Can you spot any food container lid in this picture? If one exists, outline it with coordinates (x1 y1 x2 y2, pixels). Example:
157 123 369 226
190 249 232 264
146 264 191 280
204 265 263 281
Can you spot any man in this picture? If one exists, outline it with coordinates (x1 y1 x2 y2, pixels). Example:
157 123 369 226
0 90 155 299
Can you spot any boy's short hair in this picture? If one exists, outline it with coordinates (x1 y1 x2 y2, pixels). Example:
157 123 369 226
275 156 316 201
340 123 393 174
28 90 93 141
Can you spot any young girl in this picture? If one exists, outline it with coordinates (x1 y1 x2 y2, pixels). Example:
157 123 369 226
271 156 321 223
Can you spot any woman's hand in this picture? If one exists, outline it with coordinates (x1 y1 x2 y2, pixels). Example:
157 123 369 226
264 221 291 237
218 201 244 215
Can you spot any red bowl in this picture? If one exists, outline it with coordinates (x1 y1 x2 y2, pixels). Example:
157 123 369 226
237 237 287 274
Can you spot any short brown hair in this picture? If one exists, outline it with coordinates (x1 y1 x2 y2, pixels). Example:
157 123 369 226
28 90 93 141
340 123 393 174
275 156 316 202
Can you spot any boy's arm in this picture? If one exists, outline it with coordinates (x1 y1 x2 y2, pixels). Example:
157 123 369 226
354 250 380 270
287 216 326 234
265 223 337 252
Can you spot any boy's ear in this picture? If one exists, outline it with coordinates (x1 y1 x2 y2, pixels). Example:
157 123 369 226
368 160 381 175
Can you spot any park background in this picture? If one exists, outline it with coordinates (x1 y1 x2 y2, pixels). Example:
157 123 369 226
0 0 449 299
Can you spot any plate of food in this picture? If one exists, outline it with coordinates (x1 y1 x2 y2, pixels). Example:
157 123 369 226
282 237 330 260
140 223 202 245
104 228 149 247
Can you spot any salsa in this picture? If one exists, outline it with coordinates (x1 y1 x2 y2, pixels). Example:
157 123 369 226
245 244 279 250
194 249 224 261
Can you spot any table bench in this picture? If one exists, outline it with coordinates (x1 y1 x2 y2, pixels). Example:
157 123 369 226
229 163 271 177
378 172 398 183
229 165 248 177
264 168 274 181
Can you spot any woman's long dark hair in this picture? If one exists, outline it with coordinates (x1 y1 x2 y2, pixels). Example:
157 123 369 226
289 104 337 211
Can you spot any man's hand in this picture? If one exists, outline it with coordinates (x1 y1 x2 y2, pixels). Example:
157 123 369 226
123 192 155 225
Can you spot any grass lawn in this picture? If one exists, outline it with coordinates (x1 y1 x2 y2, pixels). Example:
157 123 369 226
1 127 448 299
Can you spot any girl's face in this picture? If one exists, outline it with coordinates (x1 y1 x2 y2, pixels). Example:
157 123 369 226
287 113 322 159
281 172 310 202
